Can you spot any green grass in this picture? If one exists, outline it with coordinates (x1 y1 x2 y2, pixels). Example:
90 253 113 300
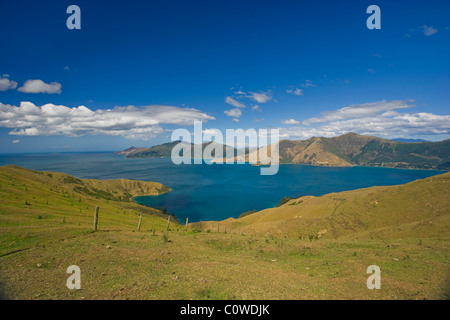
1 231 448 300
0 166 449 300
0 165 173 257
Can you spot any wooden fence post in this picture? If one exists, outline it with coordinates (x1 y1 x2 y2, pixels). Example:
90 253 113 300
166 215 171 232
185 218 189 231
137 212 142 232
217 223 220 233
93 206 99 232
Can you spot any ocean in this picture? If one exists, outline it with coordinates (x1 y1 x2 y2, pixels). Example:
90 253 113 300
0 152 445 222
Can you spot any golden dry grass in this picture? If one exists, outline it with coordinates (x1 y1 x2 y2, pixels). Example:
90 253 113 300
0 166 449 300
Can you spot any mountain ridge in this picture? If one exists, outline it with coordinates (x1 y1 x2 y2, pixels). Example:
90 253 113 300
117 133 450 170
117 140 239 159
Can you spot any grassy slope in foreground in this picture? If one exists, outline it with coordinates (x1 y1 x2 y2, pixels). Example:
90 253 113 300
0 165 173 257
195 172 450 240
0 167 449 300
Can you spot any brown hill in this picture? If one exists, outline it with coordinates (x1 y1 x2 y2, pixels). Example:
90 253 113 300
194 172 450 240
246 133 450 169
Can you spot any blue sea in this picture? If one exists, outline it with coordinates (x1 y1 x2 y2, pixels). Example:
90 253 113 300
0 152 445 222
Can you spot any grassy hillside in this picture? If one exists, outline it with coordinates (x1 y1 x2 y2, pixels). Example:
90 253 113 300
195 172 450 240
0 166 449 300
0 165 172 257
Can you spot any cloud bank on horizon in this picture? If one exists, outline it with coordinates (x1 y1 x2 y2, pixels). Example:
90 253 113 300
0 99 448 142
278 100 450 141
0 102 215 140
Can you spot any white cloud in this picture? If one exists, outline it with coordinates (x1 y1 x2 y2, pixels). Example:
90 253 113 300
224 108 242 118
203 128 222 136
232 118 240 122
278 100 450 141
422 25 437 36
225 89 272 124
248 91 272 103
18 80 62 94
281 119 300 125
0 77 18 91
225 96 246 108
300 80 316 87
286 88 303 96
0 101 215 140
64 66 70 71
11 139 20 144
303 100 414 124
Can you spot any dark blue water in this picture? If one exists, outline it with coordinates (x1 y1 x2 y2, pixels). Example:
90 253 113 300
0 152 445 222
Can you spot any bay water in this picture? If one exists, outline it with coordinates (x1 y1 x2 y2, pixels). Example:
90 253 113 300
0 152 444 222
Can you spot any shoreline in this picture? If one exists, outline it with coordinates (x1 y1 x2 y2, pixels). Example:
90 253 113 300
132 168 446 224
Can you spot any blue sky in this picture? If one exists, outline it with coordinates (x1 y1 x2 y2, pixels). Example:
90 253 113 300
0 0 449 152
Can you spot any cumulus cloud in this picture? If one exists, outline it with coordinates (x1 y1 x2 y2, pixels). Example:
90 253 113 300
0 76 18 91
0 101 214 140
18 80 62 94
278 100 450 141
225 96 246 108
248 91 272 103
224 108 242 118
281 119 300 125
223 89 272 119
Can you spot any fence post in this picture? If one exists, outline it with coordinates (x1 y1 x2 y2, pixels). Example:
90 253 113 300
93 206 99 232
166 215 171 232
185 218 189 231
137 212 142 232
